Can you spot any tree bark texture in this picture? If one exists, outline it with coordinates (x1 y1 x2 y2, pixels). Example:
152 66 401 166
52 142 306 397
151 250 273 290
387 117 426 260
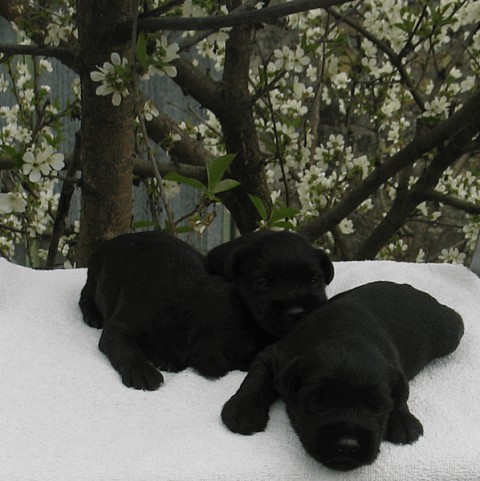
76 0 135 266
216 25 272 233
172 26 273 234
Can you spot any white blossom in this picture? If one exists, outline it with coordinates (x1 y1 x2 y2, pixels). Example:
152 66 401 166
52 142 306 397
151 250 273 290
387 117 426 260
332 72 350 90
273 46 310 73
339 218 354 235
423 96 450 118
438 248 466 265
416 249 426 263
142 100 159 121
144 36 180 79
90 53 130 106
0 193 27 214
22 146 64 183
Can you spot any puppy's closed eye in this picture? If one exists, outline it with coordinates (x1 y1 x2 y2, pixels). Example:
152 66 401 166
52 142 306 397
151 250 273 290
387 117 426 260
359 390 393 416
253 277 270 289
302 388 331 414
301 383 351 412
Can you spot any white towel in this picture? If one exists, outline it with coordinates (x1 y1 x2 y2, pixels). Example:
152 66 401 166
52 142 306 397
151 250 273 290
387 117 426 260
0 257 479 481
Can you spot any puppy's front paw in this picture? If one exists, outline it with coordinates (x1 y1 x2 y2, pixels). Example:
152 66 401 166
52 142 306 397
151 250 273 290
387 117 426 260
79 299 104 328
221 395 269 435
119 361 164 391
384 409 423 444
194 352 230 379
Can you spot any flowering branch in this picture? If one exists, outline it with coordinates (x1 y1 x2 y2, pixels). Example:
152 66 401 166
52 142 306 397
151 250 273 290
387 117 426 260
131 0 176 234
328 7 426 112
355 127 476 260
119 0 354 35
0 152 206 182
141 95 212 168
299 90 480 241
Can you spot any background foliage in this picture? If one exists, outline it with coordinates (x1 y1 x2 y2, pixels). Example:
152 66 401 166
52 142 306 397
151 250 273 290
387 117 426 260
0 0 479 267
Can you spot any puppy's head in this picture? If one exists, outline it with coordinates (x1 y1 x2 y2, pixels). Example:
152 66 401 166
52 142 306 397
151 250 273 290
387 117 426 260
207 231 334 338
276 344 399 471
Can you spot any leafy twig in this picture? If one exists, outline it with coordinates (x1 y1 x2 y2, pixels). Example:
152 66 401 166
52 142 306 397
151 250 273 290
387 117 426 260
131 0 177 234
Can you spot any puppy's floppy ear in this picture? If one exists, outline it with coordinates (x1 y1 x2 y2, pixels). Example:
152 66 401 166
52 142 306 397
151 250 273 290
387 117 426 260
275 355 311 399
388 367 410 404
206 239 245 280
315 249 334 285
207 230 273 280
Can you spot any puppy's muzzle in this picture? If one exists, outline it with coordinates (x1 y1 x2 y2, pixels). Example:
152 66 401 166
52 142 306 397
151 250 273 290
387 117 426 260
303 421 380 471
335 435 360 455
286 306 306 320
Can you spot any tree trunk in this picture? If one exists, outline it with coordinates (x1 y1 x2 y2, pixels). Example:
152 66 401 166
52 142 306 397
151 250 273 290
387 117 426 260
217 24 272 234
76 0 135 266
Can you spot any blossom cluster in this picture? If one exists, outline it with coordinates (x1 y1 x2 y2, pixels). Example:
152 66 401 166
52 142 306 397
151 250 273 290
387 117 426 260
0 52 76 265
44 2 78 47
22 145 64 183
2 0 480 267
176 0 480 264
90 53 131 107
90 36 179 106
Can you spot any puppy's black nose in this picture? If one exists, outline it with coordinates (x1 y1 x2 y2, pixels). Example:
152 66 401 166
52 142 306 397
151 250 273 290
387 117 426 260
335 436 360 454
286 306 306 319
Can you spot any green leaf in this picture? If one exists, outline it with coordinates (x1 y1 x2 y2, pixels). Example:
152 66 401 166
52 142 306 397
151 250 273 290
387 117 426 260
248 193 268 221
270 220 297 230
0 144 18 158
132 220 162 230
206 153 237 191
175 225 194 233
136 32 148 70
164 172 205 190
212 178 241 194
269 206 299 224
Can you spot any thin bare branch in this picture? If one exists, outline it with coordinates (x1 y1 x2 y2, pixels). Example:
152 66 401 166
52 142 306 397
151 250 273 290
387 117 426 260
120 0 353 34
132 0 176 234
421 189 480 215
0 43 75 62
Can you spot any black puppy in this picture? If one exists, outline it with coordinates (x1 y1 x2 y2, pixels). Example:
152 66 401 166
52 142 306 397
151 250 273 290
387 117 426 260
207 230 334 338
79 232 273 390
221 281 464 471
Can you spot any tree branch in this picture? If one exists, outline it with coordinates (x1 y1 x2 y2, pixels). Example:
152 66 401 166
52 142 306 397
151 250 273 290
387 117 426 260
132 1 177 234
0 43 76 63
215 23 271 233
134 159 206 182
0 1 78 70
354 134 472 260
172 55 225 114
0 157 15 170
422 189 480 215
143 105 213 167
119 0 353 34
298 90 480 241
0 153 205 181
46 132 80 268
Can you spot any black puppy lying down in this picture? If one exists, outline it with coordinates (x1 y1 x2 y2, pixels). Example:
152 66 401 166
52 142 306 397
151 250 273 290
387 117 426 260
207 230 334 337
221 281 464 471
79 232 273 390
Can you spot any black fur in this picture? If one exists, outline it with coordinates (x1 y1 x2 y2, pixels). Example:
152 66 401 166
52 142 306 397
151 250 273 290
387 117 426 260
79 232 273 390
207 230 334 338
221 281 464 471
